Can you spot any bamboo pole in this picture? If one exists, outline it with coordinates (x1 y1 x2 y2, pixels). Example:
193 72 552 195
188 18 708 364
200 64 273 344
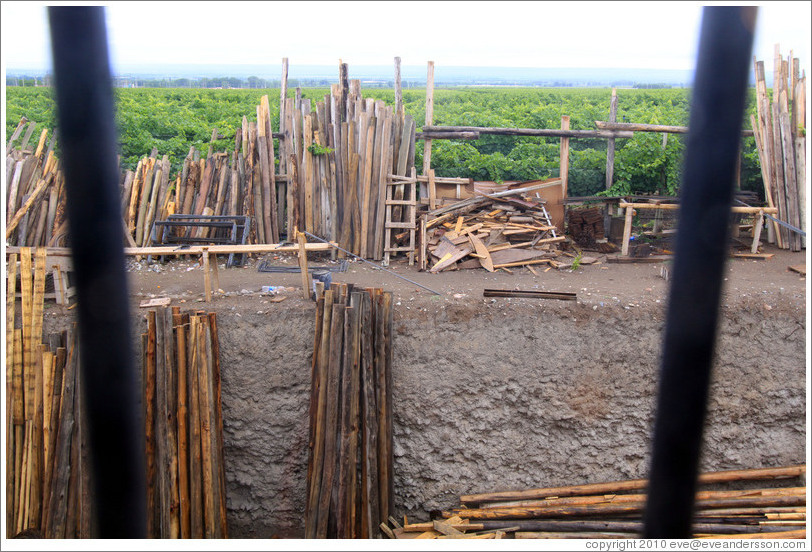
460 465 806 506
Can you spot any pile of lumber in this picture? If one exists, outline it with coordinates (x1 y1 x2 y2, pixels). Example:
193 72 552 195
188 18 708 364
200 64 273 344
6 248 91 538
6 120 66 248
420 180 566 273
305 284 394 538
8 61 418 261
142 306 228 538
284 74 416 261
751 46 806 251
388 465 806 539
568 207 605 247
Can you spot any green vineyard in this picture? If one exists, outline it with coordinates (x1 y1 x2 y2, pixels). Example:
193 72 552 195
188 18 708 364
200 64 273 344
5 84 764 198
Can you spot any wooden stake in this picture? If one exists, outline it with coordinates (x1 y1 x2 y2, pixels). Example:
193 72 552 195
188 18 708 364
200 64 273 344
187 316 203 539
297 231 311 300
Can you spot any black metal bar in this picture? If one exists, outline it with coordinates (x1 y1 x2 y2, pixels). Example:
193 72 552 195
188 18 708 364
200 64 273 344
48 6 146 538
643 6 757 539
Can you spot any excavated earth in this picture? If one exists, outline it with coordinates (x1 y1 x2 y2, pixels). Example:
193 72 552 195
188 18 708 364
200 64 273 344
42 244 807 538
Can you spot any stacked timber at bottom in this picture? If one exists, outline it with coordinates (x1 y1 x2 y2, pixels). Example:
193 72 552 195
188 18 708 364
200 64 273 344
386 465 806 539
6 248 92 538
142 307 228 538
305 284 394 538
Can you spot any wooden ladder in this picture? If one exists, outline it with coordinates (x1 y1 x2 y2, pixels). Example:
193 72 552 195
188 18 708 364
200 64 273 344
383 167 417 267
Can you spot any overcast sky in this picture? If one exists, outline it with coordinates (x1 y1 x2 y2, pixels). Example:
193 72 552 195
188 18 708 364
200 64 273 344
1 1 810 74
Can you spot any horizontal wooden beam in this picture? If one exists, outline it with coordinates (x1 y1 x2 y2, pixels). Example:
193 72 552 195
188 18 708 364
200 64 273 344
619 201 778 214
389 174 472 185
595 121 754 137
5 242 336 258
422 125 633 139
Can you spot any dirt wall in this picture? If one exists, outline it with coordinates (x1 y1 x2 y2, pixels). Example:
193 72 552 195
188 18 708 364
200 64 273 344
168 297 805 538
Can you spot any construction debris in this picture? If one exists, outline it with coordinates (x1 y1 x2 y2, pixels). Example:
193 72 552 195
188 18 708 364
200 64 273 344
420 180 567 273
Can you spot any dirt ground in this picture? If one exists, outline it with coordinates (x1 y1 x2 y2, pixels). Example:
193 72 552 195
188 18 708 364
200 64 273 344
37 241 807 538
123 242 807 316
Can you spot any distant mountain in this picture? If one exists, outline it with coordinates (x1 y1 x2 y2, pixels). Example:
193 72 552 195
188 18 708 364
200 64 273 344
6 63 733 88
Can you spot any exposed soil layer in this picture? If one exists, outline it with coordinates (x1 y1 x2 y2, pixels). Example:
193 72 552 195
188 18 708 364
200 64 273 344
40 244 806 538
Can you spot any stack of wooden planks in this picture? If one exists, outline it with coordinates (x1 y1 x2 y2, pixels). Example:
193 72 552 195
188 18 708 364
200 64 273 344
420 182 566 273
751 46 806 251
386 465 806 539
6 248 92 538
568 207 605 247
142 306 228 538
283 77 416 260
6 119 66 248
9 62 418 261
305 283 394 538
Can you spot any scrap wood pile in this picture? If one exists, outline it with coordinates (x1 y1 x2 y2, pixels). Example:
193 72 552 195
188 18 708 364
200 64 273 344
6 248 91 538
420 179 567 273
142 306 228 538
382 465 806 539
305 284 394 538
751 46 806 252
6 119 66 248
568 207 608 249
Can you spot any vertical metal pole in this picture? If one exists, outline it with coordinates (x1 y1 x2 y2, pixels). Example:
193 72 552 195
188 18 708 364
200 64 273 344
643 6 757 538
48 6 146 538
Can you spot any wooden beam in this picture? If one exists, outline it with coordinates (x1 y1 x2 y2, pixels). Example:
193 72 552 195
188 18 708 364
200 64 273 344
298 232 311 300
423 125 633 139
596 120 754 137
422 61 435 176
560 116 570 199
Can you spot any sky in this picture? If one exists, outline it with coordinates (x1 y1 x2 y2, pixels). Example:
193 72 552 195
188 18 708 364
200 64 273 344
1 1 810 75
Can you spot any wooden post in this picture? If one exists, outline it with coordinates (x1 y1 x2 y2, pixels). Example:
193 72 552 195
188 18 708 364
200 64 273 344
298 231 311 300
394 57 403 124
751 210 764 254
5 254 17 532
279 57 288 177
202 247 211 302
605 88 618 190
428 168 437 211
560 115 570 199
422 61 435 177
209 251 219 294
621 205 634 257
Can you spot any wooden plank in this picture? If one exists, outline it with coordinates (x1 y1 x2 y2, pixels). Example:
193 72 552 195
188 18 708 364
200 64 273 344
605 88 618 190
359 292 380 538
422 61 435 176
461 465 806 506
560 115 570 198
187 316 203 538
144 312 158 537
315 302 345 538
5 254 17 531
310 289 334 536
374 113 393 260
11 330 24 534
359 123 376 257
469 234 494 272
196 317 216 538
787 264 805 275
430 246 473 273
484 289 576 300
335 302 358 537
207 313 228 538
43 329 77 538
